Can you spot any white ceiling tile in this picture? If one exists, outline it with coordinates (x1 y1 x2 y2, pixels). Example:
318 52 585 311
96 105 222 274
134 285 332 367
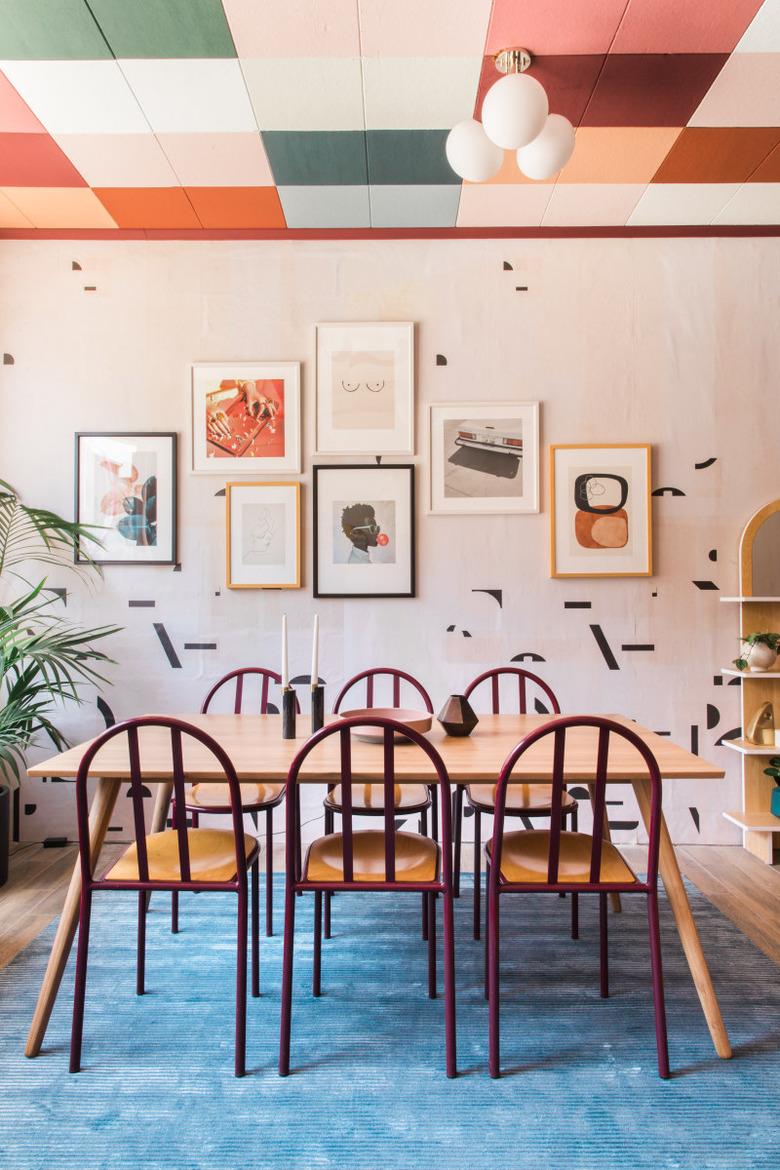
626 184 741 225
362 57 482 130
541 184 647 226
157 133 274 186
713 182 780 223
689 54 780 126
277 185 370 228
456 184 554 227
0 61 149 135
241 58 364 131
369 184 460 226
735 1 780 50
119 59 257 134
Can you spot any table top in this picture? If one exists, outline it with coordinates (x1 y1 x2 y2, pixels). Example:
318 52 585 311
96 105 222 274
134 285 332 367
27 713 725 784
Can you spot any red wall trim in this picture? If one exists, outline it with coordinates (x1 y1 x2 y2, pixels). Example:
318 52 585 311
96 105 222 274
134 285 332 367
0 226 778 241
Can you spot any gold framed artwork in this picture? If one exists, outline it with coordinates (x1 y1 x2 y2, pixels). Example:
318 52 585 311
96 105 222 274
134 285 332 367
226 481 301 589
550 444 653 578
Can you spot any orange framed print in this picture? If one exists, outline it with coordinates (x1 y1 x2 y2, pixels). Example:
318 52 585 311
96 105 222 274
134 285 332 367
226 481 301 589
550 444 653 578
192 362 301 474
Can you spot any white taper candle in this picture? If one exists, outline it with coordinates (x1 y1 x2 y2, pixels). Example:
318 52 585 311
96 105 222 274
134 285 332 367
281 613 289 689
311 613 319 688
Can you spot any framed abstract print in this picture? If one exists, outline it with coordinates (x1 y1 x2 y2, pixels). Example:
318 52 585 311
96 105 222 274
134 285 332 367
315 322 414 455
550 444 653 578
313 464 415 598
191 362 301 473
429 401 539 514
75 432 177 564
226 482 300 589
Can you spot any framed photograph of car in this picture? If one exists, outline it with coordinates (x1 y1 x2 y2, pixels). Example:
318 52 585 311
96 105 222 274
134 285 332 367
429 402 539 514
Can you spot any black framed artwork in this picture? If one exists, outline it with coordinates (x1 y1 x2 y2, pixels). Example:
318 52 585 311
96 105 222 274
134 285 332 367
74 432 177 565
313 464 415 598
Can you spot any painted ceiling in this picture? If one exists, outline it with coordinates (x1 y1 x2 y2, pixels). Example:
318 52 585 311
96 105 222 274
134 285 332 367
0 0 778 236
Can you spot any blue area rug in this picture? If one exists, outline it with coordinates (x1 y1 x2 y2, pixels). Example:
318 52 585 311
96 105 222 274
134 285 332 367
0 878 777 1170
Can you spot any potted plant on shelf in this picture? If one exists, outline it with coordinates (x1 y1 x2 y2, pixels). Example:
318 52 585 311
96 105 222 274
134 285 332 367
764 758 780 819
0 480 118 886
733 632 780 672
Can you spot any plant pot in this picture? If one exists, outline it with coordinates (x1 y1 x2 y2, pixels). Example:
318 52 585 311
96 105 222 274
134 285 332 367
742 641 778 671
0 784 9 888
771 787 780 820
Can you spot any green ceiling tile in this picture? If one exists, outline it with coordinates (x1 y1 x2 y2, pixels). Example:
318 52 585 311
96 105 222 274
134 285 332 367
87 0 236 59
366 130 459 185
262 132 368 186
0 1 111 59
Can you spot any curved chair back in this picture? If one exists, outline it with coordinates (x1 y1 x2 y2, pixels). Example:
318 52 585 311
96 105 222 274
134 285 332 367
201 667 300 715
75 716 247 890
465 667 560 716
332 668 433 715
286 715 451 887
490 716 662 890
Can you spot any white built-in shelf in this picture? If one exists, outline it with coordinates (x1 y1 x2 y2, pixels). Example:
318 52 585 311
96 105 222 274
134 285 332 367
723 810 780 833
720 667 780 678
721 738 780 756
720 597 780 603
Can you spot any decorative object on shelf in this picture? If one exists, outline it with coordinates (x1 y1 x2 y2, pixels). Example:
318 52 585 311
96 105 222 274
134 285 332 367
437 694 479 737
746 702 775 746
763 758 780 818
429 402 539 515
446 48 575 182
315 323 414 455
550 444 653 578
191 362 301 474
225 481 300 589
313 464 415 599
75 432 177 564
733 632 780 672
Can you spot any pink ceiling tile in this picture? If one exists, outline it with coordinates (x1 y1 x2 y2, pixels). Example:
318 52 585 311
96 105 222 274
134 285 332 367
581 54 728 125
475 55 605 127
1 187 118 228
0 189 34 227
53 134 177 187
157 132 274 186
611 0 765 53
486 0 629 56
689 52 780 126
358 0 492 55
456 183 554 226
541 182 646 225
221 0 360 56
558 127 682 182
0 72 45 133
0 133 86 186
713 182 780 223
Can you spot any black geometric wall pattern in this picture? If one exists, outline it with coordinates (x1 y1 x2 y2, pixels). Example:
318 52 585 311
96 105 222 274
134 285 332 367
173 563 181 572
689 807 701 832
564 601 592 609
652 486 686 497
153 622 182 668
693 580 719 590
690 724 699 755
128 599 155 608
621 643 655 653
534 698 550 715
502 261 513 270
589 625 619 670
695 457 717 470
515 285 528 292
48 587 67 606
708 549 718 562
462 630 472 638
214 487 226 497
183 642 217 650
707 704 720 730
435 354 447 366
97 697 116 728
291 674 327 688
3 353 14 364
716 727 741 746
71 260 82 270
511 651 545 663
472 588 503 607
446 624 455 632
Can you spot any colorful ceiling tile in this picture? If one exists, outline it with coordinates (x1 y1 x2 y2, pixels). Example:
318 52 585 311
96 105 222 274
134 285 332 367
0 0 778 233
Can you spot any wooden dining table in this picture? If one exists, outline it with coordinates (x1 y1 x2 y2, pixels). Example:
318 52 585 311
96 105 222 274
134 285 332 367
24 712 731 1061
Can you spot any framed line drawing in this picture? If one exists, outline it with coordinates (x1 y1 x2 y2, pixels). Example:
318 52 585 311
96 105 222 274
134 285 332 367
75 432 177 565
191 362 301 474
429 401 539 514
550 444 653 578
226 481 301 589
313 464 415 598
315 322 414 455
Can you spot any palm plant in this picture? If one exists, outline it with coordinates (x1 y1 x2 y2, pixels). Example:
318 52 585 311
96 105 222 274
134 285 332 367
0 479 118 787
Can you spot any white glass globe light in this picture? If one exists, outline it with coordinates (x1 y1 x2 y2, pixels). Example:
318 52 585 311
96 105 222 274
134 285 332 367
481 72 549 150
516 114 576 180
445 118 504 182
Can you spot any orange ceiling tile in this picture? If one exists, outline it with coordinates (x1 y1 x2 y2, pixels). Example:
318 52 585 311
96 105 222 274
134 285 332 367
183 185 286 227
93 187 202 228
558 127 683 183
652 127 780 183
750 143 780 182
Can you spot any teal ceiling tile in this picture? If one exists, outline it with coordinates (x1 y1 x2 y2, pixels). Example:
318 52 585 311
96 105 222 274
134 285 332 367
88 0 236 58
370 184 461 228
366 130 459 185
0 1 111 59
262 132 368 186
278 186 370 228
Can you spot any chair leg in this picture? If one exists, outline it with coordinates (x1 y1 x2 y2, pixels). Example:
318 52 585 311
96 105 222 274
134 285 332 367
647 890 670 1079
452 788 463 898
278 882 296 1076
324 808 333 939
488 890 501 1078
136 890 146 996
69 888 92 1073
442 888 457 1078
265 807 274 937
431 786 439 843
235 890 248 1078
421 806 429 941
571 891 579 940
295 785 302 898
170 890 179 934
251 858 260 998
427 891 437 999
484 860 491 1000
473 810 481 941
599 892 609 998
313 891 322 997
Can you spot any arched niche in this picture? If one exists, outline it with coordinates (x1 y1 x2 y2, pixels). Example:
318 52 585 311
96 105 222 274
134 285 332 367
740 499 780 597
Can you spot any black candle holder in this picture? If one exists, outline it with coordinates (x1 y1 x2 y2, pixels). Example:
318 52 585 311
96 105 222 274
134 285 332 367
311 683 325 734
282 687 297 739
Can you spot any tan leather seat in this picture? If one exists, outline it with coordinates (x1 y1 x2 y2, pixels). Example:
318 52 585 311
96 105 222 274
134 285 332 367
487 830 637 885
467 782 577 814
187 781 284 810
305 829 438 883
106 828 258 883
324 782 430 812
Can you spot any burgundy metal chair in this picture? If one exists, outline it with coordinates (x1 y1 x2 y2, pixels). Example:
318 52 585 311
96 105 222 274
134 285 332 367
279 714 457 1078
485 716 669 1079
324 668 436 939
453 667 578 941
69 716 260 1078
171 667 299 938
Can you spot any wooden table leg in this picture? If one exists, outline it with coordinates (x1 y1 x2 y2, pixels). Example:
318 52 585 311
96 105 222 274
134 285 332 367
150 780 173 834
633 777 732 1059
25 776 121 1058
588 785 622 914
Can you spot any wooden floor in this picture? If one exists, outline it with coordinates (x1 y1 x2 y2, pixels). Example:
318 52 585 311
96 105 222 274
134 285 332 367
0 841 778 972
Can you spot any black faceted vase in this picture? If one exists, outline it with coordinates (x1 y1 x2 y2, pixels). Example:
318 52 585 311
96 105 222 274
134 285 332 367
437 694 479 737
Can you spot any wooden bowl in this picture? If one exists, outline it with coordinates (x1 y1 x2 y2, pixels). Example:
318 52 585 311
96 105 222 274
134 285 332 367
336 707 433 743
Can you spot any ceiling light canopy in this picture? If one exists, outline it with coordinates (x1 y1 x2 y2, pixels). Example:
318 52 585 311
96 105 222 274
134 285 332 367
446 48 575 183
